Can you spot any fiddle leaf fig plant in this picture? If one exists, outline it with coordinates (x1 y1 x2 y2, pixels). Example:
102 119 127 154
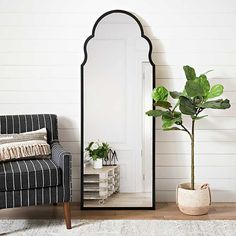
146 65 231 190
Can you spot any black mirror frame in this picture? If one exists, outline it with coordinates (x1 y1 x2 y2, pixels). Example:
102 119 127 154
81 9 156 210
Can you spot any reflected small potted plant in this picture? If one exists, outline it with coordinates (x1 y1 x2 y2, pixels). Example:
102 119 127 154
146 65 231 215
85 141 110 169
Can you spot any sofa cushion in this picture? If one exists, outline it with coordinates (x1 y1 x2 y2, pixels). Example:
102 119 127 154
0 185 64 209
0 158 61 191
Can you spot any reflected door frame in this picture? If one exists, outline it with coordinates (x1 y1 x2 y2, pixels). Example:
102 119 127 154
80 9 156 210
142 62 153 193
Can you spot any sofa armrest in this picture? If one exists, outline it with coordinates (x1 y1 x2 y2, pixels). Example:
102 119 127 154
51 142 72 202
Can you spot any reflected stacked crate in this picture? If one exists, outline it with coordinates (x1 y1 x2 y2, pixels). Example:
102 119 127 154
84 165 120 205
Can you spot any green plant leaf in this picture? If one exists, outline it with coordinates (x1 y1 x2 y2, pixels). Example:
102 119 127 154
152 86 168 102
198 74 210 97
85 141 94 151
161 111 182 128
170 91 182 99
207 84 224 99
185 75 210 97
162 120 174 129
200 99 231 109
192 115 208 120
162 111 182 120
185 80 203 97
179 96 197 115
145 110 163 117
154 101 172 109
183 65 196 80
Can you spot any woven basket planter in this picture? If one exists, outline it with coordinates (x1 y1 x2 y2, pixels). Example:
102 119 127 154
176 183 211 216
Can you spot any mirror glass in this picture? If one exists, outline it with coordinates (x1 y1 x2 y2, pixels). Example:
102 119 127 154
82 12 154 208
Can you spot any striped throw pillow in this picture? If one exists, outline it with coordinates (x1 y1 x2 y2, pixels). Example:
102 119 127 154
0 128 51 162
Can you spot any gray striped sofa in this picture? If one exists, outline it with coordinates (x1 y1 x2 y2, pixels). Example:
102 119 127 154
0 114 72 229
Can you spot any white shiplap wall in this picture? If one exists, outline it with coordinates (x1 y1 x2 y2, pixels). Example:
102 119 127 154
0 0 236 202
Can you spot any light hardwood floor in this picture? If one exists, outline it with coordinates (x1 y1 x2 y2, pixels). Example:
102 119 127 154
1 203 236 220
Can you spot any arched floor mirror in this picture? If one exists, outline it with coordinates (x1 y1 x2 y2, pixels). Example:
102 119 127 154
81 9 155 209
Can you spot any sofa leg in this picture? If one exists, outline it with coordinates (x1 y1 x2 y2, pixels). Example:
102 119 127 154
63 202 71 229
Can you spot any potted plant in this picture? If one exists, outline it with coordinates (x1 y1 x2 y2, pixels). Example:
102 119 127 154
146 65 231 215
85 141 110 169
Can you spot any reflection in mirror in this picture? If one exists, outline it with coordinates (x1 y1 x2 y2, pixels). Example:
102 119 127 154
82 11 154 208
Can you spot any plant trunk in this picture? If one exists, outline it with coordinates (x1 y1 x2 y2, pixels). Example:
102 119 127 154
191 119 195 190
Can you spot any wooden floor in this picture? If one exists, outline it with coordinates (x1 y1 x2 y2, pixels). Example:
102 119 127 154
1 203 236 220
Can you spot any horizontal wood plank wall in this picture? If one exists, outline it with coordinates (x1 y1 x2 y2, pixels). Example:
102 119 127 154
0 0 236 202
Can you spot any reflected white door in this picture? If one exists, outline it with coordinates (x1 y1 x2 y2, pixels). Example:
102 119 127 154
84 23 148 192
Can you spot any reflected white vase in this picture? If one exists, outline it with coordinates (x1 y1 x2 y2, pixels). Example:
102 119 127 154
93 159 103 169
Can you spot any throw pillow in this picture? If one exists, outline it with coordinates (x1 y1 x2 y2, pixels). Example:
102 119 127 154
0 128 51 161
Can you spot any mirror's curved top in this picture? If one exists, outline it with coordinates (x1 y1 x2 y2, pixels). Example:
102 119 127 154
81 9 155 67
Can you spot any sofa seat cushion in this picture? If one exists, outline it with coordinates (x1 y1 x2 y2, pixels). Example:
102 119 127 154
0 158 61 191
